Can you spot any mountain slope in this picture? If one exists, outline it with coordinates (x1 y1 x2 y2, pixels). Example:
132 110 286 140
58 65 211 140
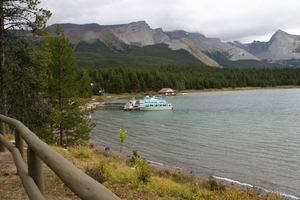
51 22 217 68
50 21 299 68
181 38 220 67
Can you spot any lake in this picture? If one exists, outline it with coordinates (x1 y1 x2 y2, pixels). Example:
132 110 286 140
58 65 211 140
90 88 300 199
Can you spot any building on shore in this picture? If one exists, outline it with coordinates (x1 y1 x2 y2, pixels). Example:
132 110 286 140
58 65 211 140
158 88 174 96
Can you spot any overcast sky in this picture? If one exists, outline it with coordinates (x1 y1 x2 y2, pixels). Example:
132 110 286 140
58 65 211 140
39 0 300 43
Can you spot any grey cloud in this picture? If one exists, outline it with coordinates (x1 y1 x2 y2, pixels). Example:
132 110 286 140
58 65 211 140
39 0 300 43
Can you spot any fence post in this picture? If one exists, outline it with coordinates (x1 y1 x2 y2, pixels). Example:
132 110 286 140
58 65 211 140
27 147 44 195
15 130 24 158
0 121 6 152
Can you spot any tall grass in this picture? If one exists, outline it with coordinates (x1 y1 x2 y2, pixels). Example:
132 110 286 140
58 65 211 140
51 144 282 200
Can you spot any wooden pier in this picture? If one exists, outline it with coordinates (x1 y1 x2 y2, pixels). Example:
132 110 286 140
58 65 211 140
103 102 125 107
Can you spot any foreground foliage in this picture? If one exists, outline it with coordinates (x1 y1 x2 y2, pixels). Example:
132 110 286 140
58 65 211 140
51 144 282 200
0 0 51 116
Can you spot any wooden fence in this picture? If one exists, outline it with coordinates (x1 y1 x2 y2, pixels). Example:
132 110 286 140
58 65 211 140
0 114 120 200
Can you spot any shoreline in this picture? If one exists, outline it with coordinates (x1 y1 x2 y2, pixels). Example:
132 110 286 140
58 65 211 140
181 85 300 93
89 140 298 200
91 85 300 103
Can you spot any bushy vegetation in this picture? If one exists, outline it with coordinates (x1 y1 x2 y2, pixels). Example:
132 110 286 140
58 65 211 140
127 150 151 183
50 144 282 200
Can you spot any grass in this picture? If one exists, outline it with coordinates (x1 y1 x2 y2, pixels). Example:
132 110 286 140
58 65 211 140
51 144 282 200
0 134 282 200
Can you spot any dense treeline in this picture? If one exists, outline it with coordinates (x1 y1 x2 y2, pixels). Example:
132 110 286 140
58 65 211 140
88 65 300 94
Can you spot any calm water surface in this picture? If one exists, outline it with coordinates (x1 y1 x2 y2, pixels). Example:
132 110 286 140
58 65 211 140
90 89 300 199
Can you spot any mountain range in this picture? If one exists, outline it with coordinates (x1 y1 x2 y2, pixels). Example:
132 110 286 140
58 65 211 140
49 21 300 68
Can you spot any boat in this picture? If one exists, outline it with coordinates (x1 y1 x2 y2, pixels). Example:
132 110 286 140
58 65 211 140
124 96 173 111
123 97 140 111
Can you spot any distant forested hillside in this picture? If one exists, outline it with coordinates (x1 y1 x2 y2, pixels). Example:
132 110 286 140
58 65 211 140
66 35 300 95
74 41 204 68
87 65 300 94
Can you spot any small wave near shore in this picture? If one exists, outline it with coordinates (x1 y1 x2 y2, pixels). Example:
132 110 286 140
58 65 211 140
213 176 300 200
146 158 300 200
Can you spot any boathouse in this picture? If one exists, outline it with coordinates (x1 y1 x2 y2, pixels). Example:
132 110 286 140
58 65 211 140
158 88 174 96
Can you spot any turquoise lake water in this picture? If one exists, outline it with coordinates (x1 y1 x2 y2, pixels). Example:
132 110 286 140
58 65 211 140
90 88 300 199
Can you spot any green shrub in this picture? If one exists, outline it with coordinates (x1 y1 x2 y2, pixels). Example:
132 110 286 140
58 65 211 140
135 157 151 183
85 169 106 183
172 172 188 184
200 177 226 191
70 147 91 160
127 150 140 167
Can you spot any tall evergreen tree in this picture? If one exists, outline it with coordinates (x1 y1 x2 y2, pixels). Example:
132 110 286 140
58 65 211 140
0 0 51 116
77 70 93 98
44 25 95 146
108 71 124 94
0 0 50 152
6 38 51 132
129 70 140 92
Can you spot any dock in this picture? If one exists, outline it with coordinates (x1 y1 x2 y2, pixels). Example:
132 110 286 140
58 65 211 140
103 102 125 107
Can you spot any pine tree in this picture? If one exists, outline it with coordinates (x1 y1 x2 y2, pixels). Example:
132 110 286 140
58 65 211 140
129 70 140 92
108 71 124 94
6 38 51 132
44 25 95 146
0 1 50 152
77 70 93 98
0 0 51 116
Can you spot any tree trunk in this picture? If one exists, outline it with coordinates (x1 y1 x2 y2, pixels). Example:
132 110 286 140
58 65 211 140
59 123 63 146
0 1 7 116
59 88 63 146
0 1 7 152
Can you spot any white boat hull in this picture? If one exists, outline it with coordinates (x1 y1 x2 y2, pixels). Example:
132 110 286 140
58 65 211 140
139 105 173 111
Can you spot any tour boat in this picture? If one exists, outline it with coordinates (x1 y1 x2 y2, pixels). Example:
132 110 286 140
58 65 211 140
124 95 173 111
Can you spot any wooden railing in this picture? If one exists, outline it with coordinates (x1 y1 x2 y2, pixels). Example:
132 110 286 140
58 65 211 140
0 114 120 200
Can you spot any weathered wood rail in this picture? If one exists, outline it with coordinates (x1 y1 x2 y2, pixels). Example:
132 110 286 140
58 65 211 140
0 114 120 200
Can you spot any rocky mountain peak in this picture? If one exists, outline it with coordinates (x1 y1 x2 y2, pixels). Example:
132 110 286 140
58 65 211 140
269 29 290 43
165 31 207 42
108 21 169 46
265 29 300 61
226 29 300 65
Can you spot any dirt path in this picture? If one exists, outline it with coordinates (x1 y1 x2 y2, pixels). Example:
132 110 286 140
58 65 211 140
0 151 80 200
0 152 28 200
